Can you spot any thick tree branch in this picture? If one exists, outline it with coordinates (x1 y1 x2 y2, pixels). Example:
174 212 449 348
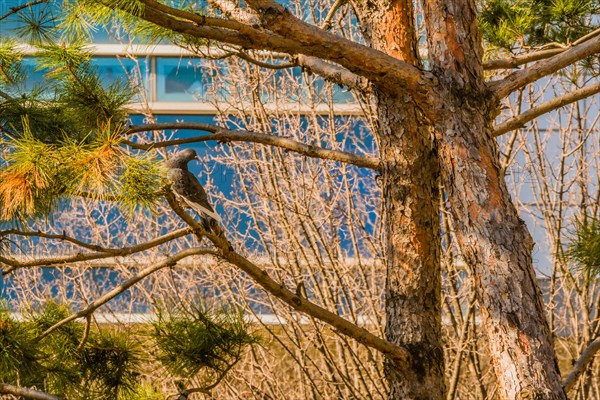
207 0 261 25
124 122 380 170
137 3 296 50
128 0 432 104
563 336 600 392
0 384 58 400
140 1 368 91
34 247 215 342
0 227 193 273
138 0 246 31
491 35 600 99
295 54 371 93
244 0 430 99
484 28 600 70
493 82 600 136
164 194 411 364
232 50 370 94
484 48 565 70
221 250 410 362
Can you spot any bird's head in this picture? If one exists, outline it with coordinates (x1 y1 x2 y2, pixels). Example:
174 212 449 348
177 148 201 162
165 148 201 169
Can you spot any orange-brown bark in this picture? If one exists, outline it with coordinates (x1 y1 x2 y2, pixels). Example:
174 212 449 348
354 0 445 398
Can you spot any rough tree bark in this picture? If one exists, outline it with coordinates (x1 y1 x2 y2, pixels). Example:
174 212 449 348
352 0 445 398
378 92 444 399
422 0 567 398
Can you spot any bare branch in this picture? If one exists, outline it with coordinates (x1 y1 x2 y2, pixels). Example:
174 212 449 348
484 48 564 70
494 82 600 136
0 229 122 254
0 384 58 400
484 28 600 70
35 247 216 341
237 50 297 69
563 335 600 392
320 0 347 30
296 55 371 93
124 122 381 170
138 0 246 31
221 250 410 363
244 0 429 98
136 3 293 50
491 35 600 99
0 227 193 273
76 315 92 351
207 0 261 25
164 193 411 364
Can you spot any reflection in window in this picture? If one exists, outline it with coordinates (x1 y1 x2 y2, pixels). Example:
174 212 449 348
156 57 213 102
90 57 149 100
17 57 148 101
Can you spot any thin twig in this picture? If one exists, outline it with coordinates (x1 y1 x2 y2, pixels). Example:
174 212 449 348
0 229 122 254
76 314 92 350
34 247 216 342
491 35 600 99
1 227 193 273
0 383 59 400
484 28 600 70
320 0 347 30
237 50 297 70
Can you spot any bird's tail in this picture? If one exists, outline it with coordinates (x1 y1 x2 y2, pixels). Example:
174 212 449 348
183 198 222 223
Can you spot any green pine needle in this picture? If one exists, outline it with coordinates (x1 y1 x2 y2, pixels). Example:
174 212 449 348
151 303 258 382
567 215 600 276
81 330 143 399
118 154 163 218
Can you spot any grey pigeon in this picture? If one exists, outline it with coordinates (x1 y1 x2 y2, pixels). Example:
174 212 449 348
165 149 221 223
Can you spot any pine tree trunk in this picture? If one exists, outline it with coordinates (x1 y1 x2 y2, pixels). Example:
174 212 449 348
353 1 445 398
378 92 444 400
417 0 567 397
434 98 567 400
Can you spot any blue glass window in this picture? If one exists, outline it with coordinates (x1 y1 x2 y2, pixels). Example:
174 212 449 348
90 56 149 99
18 57 148 100
156 57 213 102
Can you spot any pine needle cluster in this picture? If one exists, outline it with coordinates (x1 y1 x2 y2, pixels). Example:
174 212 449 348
0 38 163 222
0 301 140 399
0 301 257 399
151 303 259 388
480 0 599 50
568 216 600 276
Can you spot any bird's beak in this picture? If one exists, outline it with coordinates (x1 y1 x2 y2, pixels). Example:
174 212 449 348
196 156 202 162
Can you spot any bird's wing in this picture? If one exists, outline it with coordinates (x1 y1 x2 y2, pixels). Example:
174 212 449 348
168 168 222 222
